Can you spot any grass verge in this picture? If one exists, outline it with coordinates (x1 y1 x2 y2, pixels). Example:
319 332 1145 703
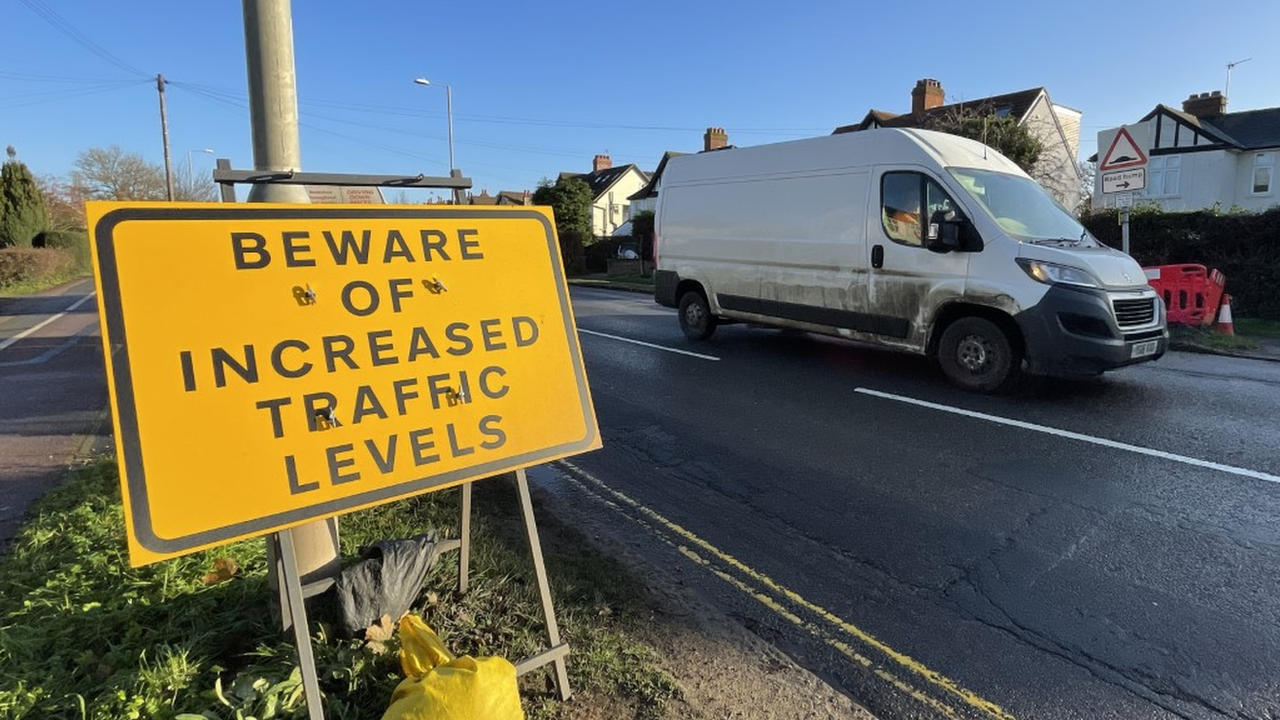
1169 324 1260 353
0 270 89 297
1234 317 1280 339
568 275 654 293
0 459 680 720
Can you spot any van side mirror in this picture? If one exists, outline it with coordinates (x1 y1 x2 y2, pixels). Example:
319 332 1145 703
926 211 982 253
926 211 962 253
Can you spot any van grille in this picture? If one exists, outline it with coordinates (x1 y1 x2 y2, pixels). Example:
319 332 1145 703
1113 298 1156 328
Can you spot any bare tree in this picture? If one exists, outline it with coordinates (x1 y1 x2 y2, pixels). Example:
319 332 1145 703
1078 159 1096 201
36 175 88 231
71 145 167 201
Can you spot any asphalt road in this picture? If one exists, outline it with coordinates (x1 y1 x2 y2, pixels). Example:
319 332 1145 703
4 280 1279 720
553 285 1280 720
0 278 108 546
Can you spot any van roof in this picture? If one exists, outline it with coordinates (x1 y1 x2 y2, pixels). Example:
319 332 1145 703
662 128 1025 184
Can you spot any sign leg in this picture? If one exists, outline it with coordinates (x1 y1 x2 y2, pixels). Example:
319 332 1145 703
513 469 572 700
273 529 327 720
459 481 472 596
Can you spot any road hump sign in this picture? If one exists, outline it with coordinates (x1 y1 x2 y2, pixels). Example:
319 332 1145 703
87 203 600 566
1100 126 1148 171
1102 168 1146 194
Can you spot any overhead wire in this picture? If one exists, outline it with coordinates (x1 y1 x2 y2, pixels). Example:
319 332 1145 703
171 80 826 136
16 0 151 80
0 80 149 110
0 70 142 84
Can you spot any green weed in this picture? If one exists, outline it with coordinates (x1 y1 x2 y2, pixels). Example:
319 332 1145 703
0 460 680 720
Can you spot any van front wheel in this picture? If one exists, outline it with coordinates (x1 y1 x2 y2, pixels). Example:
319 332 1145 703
937 317 1019 392
678 291 717 341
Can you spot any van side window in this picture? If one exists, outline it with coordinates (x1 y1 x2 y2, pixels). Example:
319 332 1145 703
881 173 922 246
882 172 965 247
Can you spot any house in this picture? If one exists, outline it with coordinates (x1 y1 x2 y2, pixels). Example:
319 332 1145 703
559 155 648 237
496 190 531 206
467 190 499 205
833 78 1084 209
1092 91 1280 212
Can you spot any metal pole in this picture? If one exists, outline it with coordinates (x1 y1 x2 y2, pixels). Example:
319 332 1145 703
445 84 454 173
242 0 337 624
514 469 571 699
242 0 309 203
458 482 471 595
274 530 326 720
1122 207 1131 255
157 74 174 201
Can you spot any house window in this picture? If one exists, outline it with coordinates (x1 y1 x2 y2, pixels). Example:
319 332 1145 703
1253 153 1274 195
1147 155 1180 196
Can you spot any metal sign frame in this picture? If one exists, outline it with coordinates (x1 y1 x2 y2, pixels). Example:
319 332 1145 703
98 168 581 717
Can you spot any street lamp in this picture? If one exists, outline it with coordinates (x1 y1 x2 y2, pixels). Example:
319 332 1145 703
186 148 214 177
413 78 454 173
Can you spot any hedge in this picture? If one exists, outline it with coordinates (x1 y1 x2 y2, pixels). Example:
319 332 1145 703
1083 207 1280 319
32 229 92 272
0 247 77 290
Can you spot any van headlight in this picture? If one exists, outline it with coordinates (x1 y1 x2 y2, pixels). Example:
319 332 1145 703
1016 259 1100 288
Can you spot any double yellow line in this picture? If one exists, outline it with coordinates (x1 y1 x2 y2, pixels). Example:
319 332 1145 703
558 460 1018 720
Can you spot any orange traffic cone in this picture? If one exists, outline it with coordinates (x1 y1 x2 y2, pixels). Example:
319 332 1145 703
1216 294 1235 336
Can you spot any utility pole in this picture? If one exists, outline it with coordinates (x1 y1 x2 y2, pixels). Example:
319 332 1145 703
240 4 330 712
241 5 332 718
243 0 309 203
156 74 174 201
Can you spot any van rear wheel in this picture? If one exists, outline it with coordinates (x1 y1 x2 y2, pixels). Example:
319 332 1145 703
678 291 717 341
938 317 1019 392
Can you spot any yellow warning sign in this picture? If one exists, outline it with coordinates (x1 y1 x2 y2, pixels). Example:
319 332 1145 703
87 203 599 566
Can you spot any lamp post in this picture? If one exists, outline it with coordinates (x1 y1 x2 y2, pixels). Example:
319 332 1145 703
186 148 214 177
412 77 454 173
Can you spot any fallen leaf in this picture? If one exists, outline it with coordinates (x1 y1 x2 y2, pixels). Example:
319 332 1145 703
364 614 395 654
202 557 239 585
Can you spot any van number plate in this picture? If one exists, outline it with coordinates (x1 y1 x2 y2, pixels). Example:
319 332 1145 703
1131 340 1160 359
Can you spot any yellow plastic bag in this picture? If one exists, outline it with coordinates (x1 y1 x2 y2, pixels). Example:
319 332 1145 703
381 614 525 720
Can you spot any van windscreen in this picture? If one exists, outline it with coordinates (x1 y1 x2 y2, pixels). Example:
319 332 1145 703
948 168 1099 246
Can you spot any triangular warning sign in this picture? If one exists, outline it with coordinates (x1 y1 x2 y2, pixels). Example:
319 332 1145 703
1100 127 1148 171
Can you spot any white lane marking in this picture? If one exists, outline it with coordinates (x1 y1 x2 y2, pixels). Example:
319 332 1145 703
577 328 720 361
855 388 1280 485
0 293 97 352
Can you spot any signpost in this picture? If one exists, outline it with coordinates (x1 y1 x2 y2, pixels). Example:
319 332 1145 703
1097 124 1152 254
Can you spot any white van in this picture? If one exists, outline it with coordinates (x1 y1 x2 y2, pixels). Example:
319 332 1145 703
653 128 1167 392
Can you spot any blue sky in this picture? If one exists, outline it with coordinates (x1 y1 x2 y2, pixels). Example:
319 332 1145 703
2 0 1277 201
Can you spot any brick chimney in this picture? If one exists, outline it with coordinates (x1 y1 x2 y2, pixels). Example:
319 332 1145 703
1182 91 1227 118
703 127 728 152
593 154 612 172
911 78 945 115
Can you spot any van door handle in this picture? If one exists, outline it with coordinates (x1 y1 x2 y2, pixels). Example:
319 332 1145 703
871 245 884 269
